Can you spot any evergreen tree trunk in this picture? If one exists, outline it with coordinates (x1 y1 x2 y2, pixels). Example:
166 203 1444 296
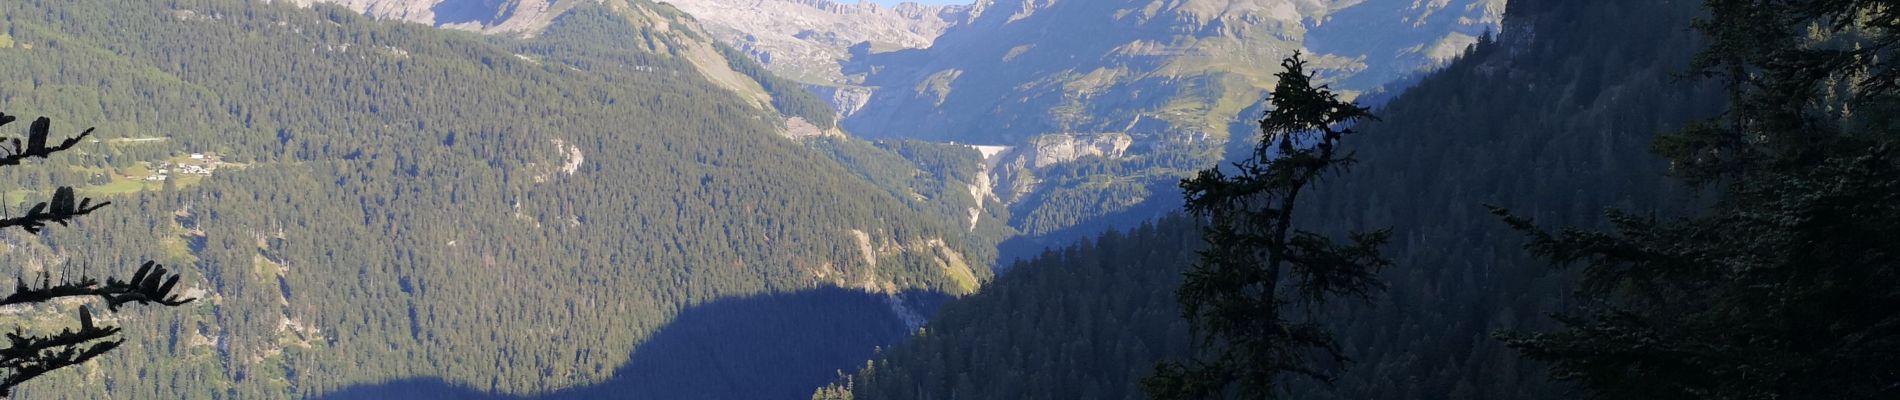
1146 53 1393 399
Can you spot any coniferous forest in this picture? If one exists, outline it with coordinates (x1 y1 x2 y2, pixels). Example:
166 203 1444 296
1 0 1895 399
0 0 991 397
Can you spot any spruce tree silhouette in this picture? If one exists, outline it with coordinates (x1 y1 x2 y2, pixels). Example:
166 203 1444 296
0 113 194 396
1145 53 1393 399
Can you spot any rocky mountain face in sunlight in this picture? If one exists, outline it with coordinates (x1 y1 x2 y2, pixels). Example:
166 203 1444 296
827 0 1503 236
661 0 981 84
283 0 577 33
292 0 979 78
1307 0 1510 88
839 0 1506 144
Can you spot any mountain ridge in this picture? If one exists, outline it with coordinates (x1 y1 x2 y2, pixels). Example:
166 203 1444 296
660 0 979 84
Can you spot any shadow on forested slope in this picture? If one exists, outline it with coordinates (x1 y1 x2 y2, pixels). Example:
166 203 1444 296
996 184 1182 269
317 287 947 400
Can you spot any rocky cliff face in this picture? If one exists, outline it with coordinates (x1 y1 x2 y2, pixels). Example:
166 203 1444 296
1305 0 1508 88
661 0 979 85
980 133 1136 204
1022 133 1132 169
811 85 876 117
284 0 579 34
840 0 1504 145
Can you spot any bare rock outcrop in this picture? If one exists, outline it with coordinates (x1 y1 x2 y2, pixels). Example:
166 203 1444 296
284 0 571 35
661 0 977 85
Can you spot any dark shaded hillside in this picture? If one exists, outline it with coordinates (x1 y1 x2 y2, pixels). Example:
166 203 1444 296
831 216 1201 400
1290 2 1718 397
318 287 945 400
0 0 984 397
994 178 1183 267
822 0 1725 398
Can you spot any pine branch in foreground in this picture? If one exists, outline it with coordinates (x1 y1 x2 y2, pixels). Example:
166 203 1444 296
0 112 195 396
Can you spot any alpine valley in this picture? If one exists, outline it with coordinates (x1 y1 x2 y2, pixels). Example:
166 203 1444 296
668 0 1508 241
4 0 1875 399
0 0 1502 397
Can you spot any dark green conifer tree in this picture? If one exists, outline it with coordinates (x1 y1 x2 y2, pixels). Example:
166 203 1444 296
1495 1 1900 398
1145 53 1393 399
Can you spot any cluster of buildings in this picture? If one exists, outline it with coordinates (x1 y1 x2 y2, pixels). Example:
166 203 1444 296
145 153 220 181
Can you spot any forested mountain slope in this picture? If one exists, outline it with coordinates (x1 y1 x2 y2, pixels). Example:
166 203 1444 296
819 0 1722 398
0 0 990 397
